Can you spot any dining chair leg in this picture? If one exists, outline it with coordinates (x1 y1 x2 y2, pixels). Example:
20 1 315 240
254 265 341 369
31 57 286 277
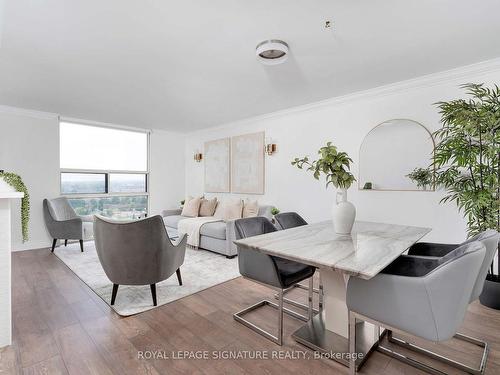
150 284 157 306
79 240 84 252
51 239 57 252
277 290 284 346
64 239 68 247
349 311 357 375
111 284 119 305
176 268 183 285
319 281 324 313
308 277 314 321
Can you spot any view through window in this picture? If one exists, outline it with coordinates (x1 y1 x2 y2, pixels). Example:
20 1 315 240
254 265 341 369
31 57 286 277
60 122 149 220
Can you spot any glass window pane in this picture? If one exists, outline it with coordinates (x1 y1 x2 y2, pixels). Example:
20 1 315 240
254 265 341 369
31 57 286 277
60 122 148 171
61 173 106 194
68 196 148 220
109 174 147 193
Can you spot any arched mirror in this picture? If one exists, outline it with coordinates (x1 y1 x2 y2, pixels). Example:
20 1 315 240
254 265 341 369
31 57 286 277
359 119 434 191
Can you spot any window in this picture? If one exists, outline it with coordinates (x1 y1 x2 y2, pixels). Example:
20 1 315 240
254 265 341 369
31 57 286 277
60 122 149 220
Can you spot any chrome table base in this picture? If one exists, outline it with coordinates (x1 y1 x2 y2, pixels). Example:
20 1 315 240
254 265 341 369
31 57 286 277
292 313 382 370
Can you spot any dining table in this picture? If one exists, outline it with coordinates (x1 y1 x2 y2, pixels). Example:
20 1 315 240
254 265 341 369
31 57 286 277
233 220 431 370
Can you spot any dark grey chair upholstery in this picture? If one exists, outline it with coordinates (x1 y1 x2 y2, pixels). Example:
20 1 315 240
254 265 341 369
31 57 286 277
408 229 499 302
347 241 487 375
93 215 187 306
43 197 93 252
233 217 315 345
274 212 308 230
274 212 320 314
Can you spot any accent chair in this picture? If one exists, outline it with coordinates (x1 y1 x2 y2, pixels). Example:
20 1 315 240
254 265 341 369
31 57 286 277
43 197 93 252
93 214 186 306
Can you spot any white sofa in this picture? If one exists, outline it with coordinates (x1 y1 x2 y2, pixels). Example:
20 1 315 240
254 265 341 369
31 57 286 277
162 205 273 258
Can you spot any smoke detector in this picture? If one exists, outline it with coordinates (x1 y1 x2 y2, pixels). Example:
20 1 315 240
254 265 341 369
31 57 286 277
256 40 289 65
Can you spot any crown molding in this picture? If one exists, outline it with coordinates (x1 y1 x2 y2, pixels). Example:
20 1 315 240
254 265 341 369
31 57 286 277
191 57 500 135
0 105 59 120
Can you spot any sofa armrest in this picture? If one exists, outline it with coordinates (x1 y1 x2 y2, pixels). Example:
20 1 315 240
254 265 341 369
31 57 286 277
162 208 182 217
225 219 238 256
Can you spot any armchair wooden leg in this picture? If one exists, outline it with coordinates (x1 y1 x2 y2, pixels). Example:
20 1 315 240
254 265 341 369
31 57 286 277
111 284 119 305
150 284 157 306
51 239 57 252
64 239 68 247
176 268 183 286
79 240 84 252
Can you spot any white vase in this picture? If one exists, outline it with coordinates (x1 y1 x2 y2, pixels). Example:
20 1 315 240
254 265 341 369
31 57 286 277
0 178 16 193
332 189 356 234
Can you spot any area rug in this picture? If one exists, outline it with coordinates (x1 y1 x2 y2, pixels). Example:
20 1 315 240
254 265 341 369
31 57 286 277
54 241 240 316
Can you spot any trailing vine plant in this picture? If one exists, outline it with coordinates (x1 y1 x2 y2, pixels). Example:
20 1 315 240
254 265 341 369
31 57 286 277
0 171 30 242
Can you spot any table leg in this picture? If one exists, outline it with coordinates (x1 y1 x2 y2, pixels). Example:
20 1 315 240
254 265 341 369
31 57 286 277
292 269 380 370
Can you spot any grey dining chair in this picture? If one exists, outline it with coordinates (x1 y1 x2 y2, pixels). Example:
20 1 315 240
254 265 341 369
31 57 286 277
43 197 93 252
274 212 320 315
346 241 486 375
233 217 316 345
399 229 500 374
93 215 187 306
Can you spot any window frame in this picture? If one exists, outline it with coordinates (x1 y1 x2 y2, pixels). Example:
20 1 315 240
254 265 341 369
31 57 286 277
59 121 150 216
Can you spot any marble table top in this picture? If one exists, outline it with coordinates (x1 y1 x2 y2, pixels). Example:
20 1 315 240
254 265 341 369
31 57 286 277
234 221 431 279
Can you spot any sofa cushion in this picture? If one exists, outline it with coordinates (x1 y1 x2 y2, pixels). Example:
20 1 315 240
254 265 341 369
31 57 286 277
163 215 185 229
200 221 226 240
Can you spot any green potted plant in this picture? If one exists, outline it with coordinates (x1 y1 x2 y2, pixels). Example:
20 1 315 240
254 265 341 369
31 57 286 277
292 141 356 234
431 84 499 309
270 206 280 224
406 167 433 190
0 170 30 242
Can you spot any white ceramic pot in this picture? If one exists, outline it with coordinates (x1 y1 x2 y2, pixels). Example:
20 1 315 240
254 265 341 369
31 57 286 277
332 189 356 234
0 177 16 193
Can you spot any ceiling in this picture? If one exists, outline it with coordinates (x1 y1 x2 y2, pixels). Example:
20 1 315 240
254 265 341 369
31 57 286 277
1 1 500 132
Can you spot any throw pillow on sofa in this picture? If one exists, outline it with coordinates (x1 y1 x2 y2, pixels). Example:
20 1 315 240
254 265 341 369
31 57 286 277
214 199 243 221
199 197 218 216
181 196 202 217
243 199 259 218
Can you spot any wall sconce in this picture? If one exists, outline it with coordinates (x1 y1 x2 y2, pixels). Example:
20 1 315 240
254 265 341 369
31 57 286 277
266 143 277 156
194 153 203 162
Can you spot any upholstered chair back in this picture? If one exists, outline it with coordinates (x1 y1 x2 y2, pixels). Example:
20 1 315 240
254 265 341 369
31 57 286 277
93 215 186 286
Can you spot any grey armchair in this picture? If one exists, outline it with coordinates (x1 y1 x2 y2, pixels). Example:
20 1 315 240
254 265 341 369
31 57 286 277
43 197 93 252
93 215 187 306
347 241 486 375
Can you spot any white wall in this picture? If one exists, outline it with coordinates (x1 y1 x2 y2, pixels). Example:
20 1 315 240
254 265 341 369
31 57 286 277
0 108 186 251
185 61 500 243
149 129 185 215
0 109 60 251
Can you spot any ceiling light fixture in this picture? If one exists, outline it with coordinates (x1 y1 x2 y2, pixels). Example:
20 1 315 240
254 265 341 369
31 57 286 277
256 40 289 66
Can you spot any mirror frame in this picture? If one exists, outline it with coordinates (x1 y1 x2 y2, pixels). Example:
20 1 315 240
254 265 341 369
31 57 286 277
358 118 436 192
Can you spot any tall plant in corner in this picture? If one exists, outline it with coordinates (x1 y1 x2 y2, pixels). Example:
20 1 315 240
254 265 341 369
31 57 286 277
432 83 499 307
0 171 30 242
292 142 357 234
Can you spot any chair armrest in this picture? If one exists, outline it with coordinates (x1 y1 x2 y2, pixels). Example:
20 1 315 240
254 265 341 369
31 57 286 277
50 217 83 239
408 242 459 257
162 208 182 217
347 273 437 340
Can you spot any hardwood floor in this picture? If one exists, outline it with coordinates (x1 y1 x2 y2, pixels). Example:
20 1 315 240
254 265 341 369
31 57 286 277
2 248 500 374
